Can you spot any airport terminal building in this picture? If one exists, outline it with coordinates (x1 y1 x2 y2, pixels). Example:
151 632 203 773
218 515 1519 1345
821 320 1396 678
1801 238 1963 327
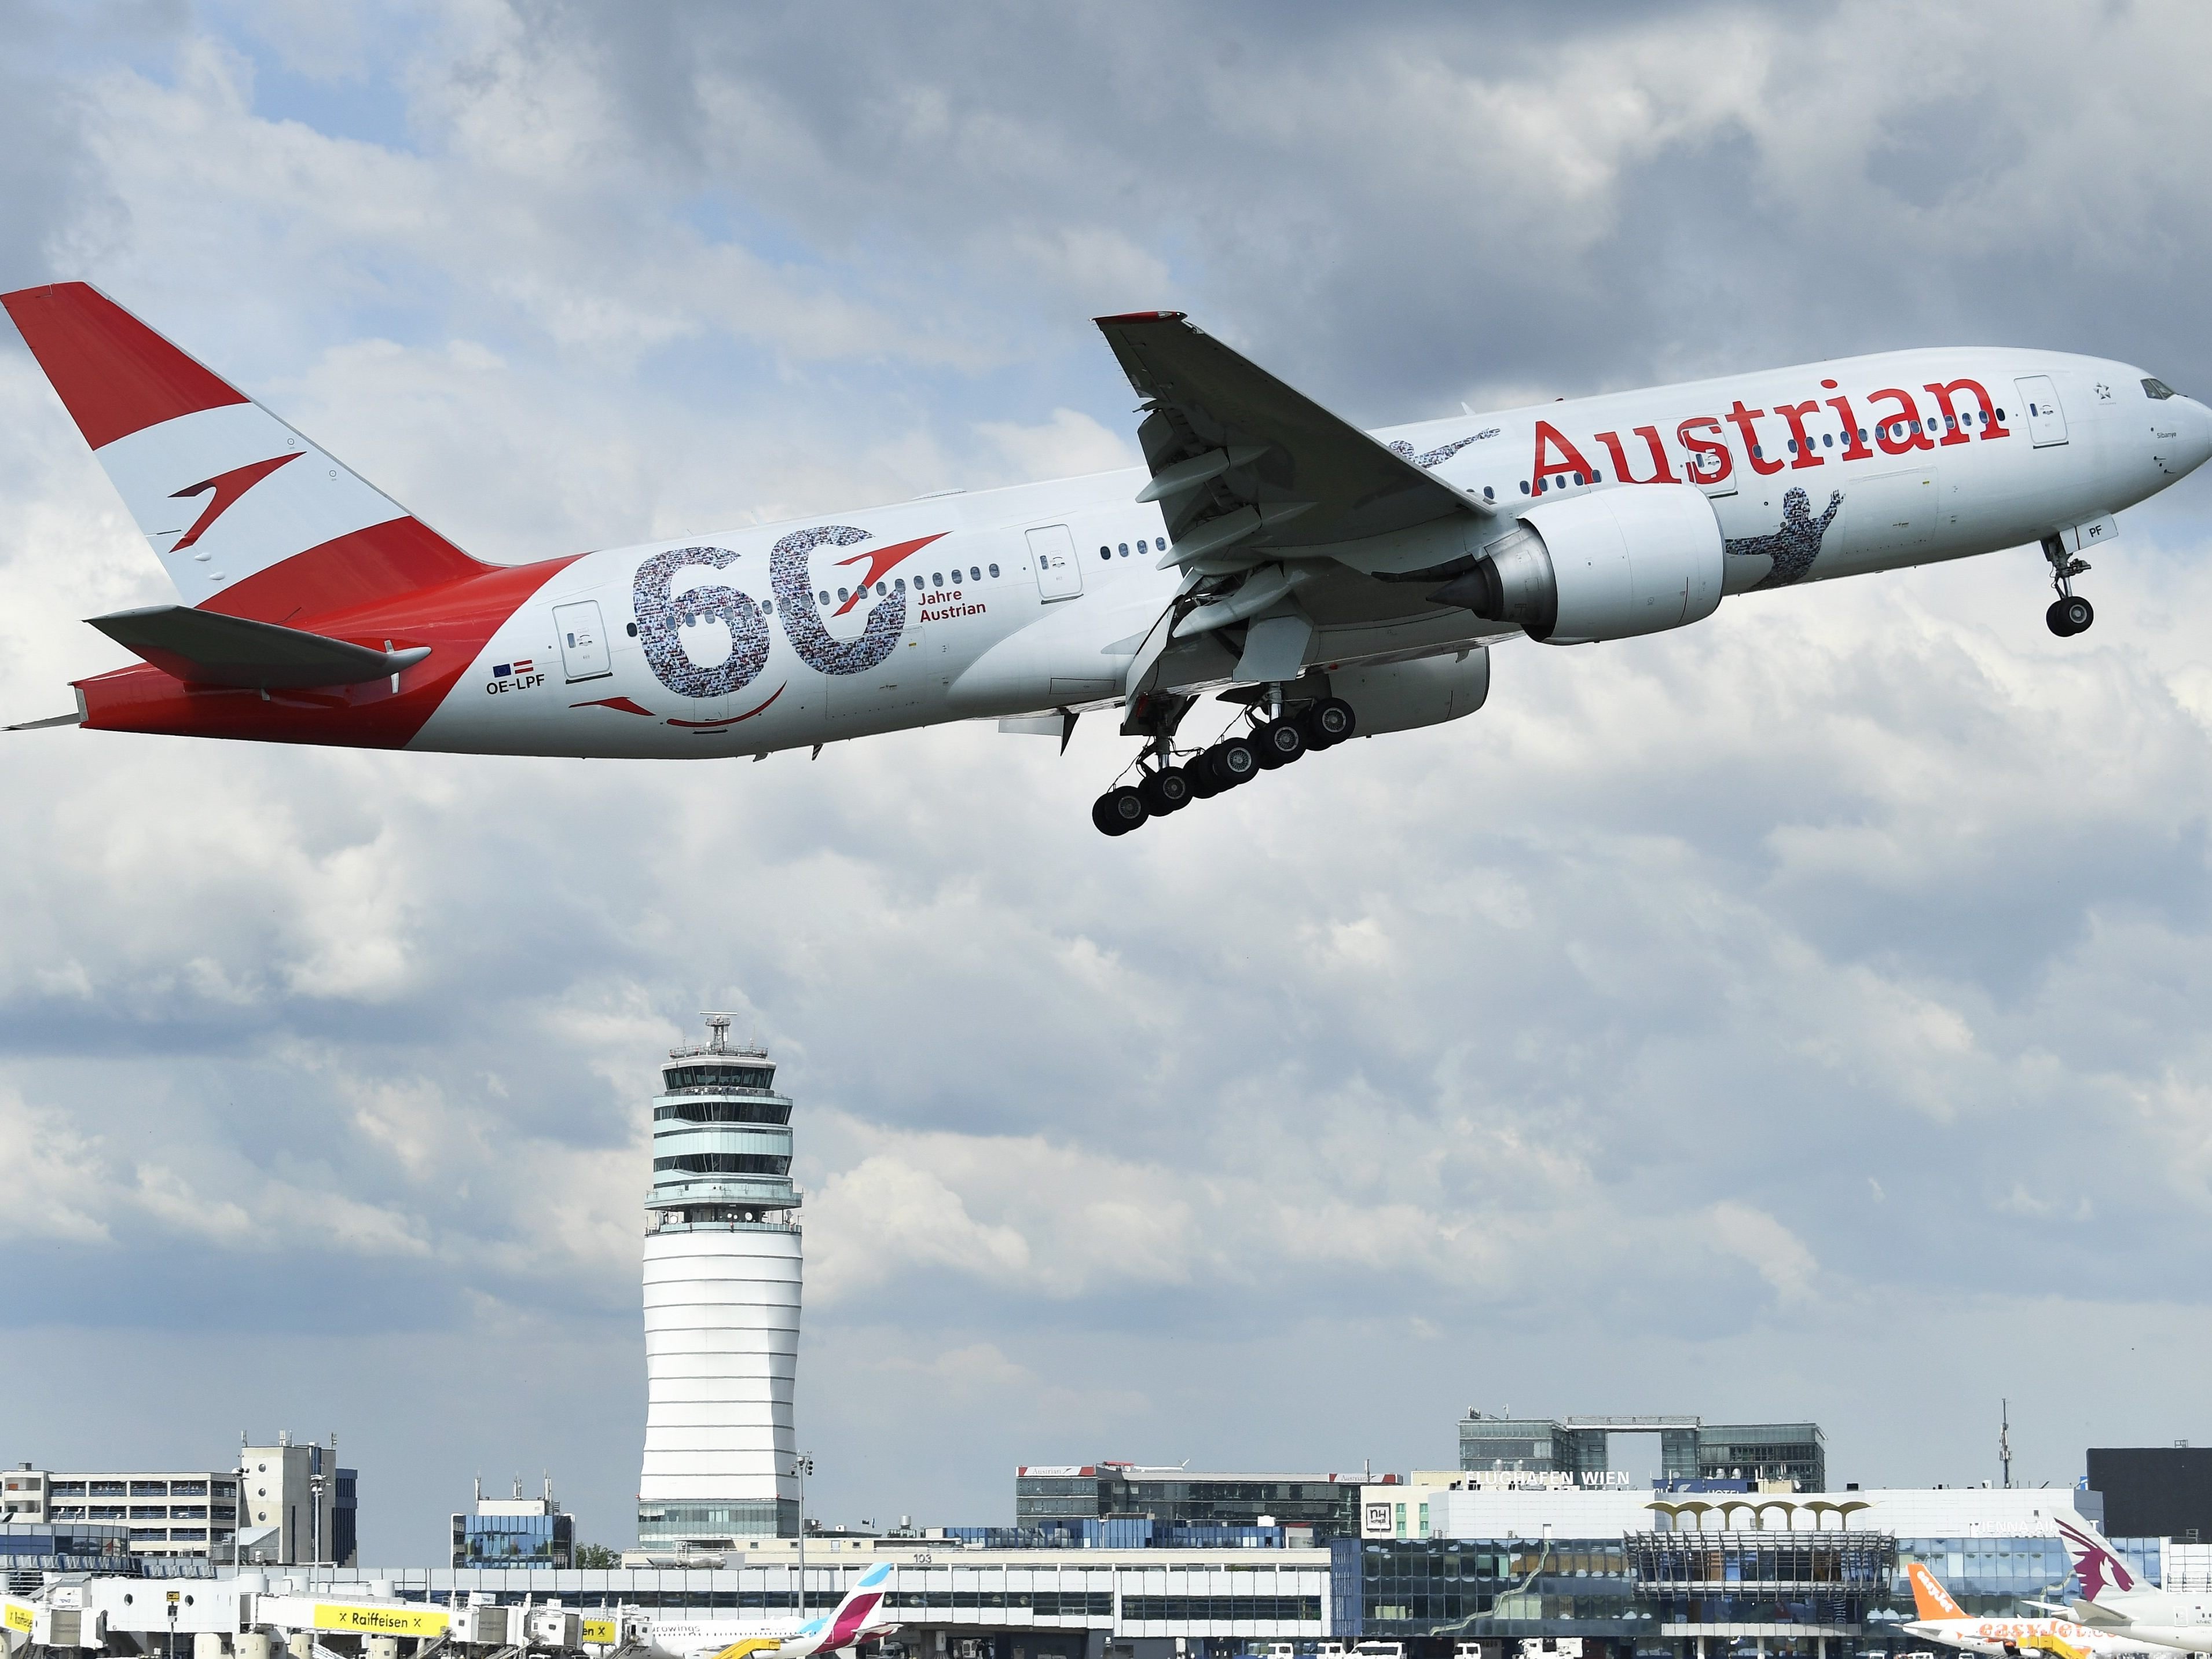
1344 1478 2158 1657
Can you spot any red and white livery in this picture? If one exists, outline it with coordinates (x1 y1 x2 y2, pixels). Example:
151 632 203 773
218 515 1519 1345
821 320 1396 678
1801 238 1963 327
6 284 2207 832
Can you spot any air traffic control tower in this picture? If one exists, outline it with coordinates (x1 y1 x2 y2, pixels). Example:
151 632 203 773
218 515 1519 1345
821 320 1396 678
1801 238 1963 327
637 1014 801 1548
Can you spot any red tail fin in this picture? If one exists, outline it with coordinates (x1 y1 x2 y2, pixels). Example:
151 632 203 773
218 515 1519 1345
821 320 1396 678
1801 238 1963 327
3 282 487 623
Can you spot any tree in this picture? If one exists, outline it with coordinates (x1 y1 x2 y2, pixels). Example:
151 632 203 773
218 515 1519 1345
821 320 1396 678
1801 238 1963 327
574 1543 622 1569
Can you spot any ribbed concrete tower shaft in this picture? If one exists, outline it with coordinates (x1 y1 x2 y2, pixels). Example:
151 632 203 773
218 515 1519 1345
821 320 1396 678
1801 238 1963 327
637 1014 800 1546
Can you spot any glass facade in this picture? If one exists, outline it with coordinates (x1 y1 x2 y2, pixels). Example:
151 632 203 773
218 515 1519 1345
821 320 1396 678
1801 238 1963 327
1013 1470 1362 1538
636 1501 798 1546
452 1513 574 1568
1343 1537 1641 1640
1339 1530 2165 1650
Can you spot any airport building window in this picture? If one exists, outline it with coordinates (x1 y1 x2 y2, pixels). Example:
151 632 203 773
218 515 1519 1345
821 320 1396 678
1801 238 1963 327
664 1065 775 1092
652 1153 791 1176
655 1100 791 1125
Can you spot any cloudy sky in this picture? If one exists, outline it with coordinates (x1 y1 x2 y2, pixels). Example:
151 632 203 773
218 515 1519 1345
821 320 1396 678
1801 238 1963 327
6 0 2212 1562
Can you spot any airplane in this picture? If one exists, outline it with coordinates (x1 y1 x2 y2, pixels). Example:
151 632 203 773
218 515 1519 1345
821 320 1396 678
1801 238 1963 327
1899 1558 2171 1659
2043 1514 2212 1655
626 1561 897 1659
5 281 2209 835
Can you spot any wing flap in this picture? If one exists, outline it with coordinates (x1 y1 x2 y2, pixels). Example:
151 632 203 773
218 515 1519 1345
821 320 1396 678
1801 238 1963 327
86 604 431 689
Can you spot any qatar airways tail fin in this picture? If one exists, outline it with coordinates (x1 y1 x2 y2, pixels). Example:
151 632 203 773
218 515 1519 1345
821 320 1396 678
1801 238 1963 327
2056 1514 2152 1606
2 282 485 624
1909 1562 1968 1621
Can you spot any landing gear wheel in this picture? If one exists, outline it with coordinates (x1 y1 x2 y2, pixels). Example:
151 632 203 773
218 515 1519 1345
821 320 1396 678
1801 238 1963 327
1307 696 1357 748
2047 594 2094 636
1138 767 1193 816
1091 786 1149 836
1205 738 1259 788
1184 758 1223 799
1252 718 1307 768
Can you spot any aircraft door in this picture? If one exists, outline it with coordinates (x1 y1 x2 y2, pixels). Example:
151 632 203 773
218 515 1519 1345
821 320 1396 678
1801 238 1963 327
2016 376 2069 447
552 600 613 681
1026 524 1084 601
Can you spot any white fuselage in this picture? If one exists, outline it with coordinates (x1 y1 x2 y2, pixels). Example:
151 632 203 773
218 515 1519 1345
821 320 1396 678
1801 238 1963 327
414 347 2212 758
1906 1614 2176 1659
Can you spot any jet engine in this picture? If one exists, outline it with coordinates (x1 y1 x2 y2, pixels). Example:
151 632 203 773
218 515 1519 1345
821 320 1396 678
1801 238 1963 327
1435 484 1725 644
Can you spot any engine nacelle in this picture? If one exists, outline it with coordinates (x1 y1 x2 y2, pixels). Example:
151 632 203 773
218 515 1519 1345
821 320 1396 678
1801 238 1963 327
1437 485 1724 644
1330 647 1490 736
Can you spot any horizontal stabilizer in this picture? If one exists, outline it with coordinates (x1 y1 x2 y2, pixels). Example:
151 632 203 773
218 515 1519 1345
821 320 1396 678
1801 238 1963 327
87 604 431 689
5 710 84 731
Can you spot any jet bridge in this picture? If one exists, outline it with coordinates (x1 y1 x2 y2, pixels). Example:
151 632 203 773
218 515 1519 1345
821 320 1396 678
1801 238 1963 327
5 1576 618 1659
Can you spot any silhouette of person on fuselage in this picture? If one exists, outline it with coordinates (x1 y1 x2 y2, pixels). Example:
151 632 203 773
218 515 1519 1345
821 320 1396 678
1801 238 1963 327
1725 486 1844 589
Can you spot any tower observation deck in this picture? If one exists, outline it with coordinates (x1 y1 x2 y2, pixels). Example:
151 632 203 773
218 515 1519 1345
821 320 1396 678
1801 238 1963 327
637 1014 801 1547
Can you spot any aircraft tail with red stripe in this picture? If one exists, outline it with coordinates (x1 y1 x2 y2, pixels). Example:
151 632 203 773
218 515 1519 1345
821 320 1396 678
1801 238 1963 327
2 282 487 625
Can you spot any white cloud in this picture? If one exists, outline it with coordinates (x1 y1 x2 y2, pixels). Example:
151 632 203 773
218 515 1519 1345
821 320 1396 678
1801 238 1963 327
3 0 2212 1559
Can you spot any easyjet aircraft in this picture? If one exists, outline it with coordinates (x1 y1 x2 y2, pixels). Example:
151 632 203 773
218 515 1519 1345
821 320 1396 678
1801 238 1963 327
6 283 2209 834
1901 1559 2168 1659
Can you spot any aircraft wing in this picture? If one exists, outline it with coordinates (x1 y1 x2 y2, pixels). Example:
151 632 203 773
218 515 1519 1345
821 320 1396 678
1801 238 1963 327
1093 310 1495 571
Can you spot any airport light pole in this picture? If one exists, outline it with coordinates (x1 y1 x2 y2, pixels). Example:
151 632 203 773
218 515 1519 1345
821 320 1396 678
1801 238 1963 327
802 1454 817 1613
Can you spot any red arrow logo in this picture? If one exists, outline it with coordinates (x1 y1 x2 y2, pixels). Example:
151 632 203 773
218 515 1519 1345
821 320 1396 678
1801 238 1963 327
170 452 305 551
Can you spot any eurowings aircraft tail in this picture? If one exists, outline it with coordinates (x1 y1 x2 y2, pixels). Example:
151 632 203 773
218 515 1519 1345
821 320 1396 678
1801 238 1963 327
801 1563 894 1654
1909 1562 1969 1621
0 282 486 625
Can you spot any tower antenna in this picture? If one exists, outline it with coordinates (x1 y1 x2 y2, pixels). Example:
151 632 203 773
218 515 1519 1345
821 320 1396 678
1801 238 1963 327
2001 1399 2012 1489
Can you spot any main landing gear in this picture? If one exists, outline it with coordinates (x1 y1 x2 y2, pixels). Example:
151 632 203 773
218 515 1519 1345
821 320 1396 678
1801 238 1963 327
2043 533 2095 637
1091 695 1359 836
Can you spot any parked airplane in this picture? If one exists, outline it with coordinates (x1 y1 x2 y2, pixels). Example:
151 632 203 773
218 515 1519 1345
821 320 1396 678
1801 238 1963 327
628 1561 896 1659
6 283 2209 834
2047 1515 2212 1654
1901 1559 2170 1659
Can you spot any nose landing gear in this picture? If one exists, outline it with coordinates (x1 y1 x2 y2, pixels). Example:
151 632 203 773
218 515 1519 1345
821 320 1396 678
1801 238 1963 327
2043 534 2094 637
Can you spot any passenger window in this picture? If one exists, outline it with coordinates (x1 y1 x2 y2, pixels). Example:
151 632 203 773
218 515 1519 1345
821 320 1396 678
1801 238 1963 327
1821 433 1833 447
876 582 887 596
1099 546 1110 560
1573 472 1584 485
933 573 944 587
1117 542 1129 557
817 592 829 605
989 563 1000 577
837 588 849 602
1483 486 1495 500
1520 480 1530 494
970 566 980 581
894 577 905 591
626 621 638 636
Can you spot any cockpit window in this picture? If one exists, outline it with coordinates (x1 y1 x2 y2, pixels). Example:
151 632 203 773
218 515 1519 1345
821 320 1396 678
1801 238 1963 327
2144 377 2179 400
